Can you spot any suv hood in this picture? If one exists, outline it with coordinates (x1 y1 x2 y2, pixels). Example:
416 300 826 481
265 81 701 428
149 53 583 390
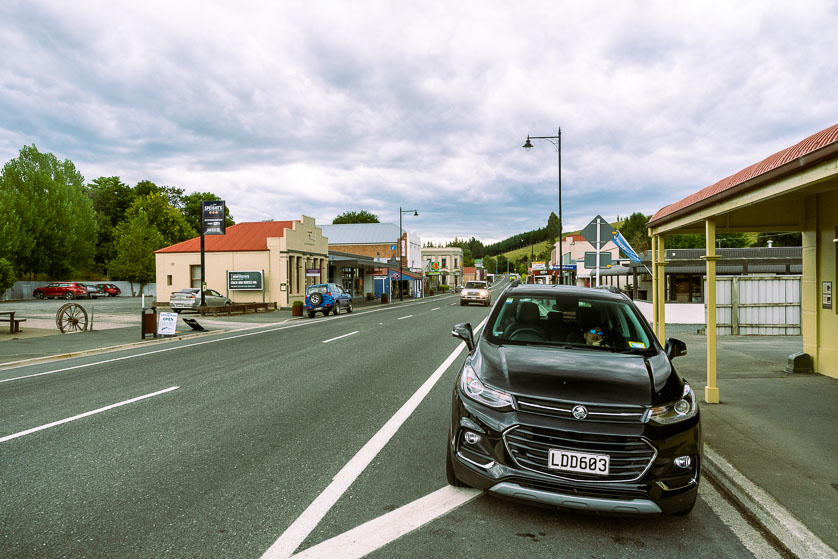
473 341 673 406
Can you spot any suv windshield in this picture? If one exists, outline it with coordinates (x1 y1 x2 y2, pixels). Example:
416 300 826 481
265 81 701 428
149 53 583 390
464 282 486 289
487 293 653 350
307 285 329 295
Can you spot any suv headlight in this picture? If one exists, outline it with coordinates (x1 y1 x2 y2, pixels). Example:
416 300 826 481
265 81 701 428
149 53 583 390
650 383 698 425
459 362 513 411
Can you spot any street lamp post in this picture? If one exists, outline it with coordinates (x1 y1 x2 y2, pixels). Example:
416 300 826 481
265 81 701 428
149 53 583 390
399 207 418 301
523 127 563 284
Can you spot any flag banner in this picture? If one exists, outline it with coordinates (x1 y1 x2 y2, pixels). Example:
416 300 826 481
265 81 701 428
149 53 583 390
613 231 642 263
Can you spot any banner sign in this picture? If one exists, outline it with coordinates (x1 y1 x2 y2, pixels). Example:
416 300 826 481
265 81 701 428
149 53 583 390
306 268 321 277
227 270 263 290
474 259 483 269
612 231 642 263
532 261 546 271
427 261 440 275
157 312 178 336
201 200 226 235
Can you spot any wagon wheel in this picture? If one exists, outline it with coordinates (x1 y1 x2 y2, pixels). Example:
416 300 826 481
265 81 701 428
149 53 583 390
56 303 89 333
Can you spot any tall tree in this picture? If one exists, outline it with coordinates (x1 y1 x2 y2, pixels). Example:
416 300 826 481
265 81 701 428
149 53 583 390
123 191 197 247
0 145 96 277
107 211 165 293
546 211 560 246
87 176 137 271
332 210 380 224
618 212 650 256
754 231 802 247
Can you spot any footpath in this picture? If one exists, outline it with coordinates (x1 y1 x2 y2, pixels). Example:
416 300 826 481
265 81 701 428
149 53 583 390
1 299 836 558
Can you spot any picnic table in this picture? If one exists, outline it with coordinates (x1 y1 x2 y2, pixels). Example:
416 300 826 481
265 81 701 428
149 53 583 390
0 310 26 334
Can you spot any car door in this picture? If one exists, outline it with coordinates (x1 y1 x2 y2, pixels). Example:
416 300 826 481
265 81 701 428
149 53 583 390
204 289 221 306
333 284 348 307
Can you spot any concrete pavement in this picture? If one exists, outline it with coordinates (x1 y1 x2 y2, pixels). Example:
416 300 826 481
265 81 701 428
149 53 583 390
1 298 836 558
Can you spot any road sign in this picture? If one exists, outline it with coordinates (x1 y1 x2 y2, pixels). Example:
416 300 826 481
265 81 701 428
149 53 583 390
581 215 616 248
227 270 263 290
584 252 612 269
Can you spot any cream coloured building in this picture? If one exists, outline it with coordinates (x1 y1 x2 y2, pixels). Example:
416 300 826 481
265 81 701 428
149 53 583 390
154 215 328 308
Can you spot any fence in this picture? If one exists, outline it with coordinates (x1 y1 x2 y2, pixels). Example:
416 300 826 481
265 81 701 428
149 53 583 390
710 276 801 335
1 281 157 301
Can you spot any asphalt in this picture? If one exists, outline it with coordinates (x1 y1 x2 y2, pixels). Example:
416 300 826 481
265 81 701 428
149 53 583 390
1 297 836 558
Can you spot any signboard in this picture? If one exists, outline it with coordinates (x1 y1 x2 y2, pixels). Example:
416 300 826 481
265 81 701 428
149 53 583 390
581 215 616 248
474 259 483 269
227 270 263 291
201 200 226 235
306 268 321 277
824 281 833 309
427 261 441 275
585 252 612 269
532 261 546 271
156 311 178 336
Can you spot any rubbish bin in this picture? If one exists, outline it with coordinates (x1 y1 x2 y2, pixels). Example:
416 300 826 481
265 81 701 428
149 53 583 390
141 307 157 339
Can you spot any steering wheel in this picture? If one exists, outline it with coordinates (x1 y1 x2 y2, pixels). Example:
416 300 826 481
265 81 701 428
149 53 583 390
508 327 546 341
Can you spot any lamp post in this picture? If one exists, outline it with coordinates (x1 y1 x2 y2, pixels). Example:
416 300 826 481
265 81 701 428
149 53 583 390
399 207 418 301
523 127 563 284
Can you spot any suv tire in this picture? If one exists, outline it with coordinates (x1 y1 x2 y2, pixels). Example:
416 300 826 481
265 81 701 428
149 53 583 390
309 293 322 306
333 302 340 315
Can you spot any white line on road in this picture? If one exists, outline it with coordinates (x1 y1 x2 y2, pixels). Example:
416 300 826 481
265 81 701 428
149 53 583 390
397 315 413 320
322 331 359 344
431 307 440 311
290 486 482 559
0 386 179 444
261 317 488 559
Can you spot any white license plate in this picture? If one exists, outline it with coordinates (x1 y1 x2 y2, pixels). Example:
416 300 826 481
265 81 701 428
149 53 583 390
548 449 610 475
312 306 323 311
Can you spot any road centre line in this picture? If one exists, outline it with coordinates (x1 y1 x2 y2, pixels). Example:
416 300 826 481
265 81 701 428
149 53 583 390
290 486 482 559
0 386 179 444
431 307 440 311
261 317 489 559
322 331 359 344
397 315 413 320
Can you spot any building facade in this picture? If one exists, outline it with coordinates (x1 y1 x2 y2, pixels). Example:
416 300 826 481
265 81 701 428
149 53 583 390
421 246 464 288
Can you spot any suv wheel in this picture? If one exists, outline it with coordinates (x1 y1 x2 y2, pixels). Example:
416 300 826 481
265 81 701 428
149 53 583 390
35 292 45 299
446 440 468 488
64 292 75 300
346 301 353 313
308 311 316 319
333 302 340 315
309 293 322 306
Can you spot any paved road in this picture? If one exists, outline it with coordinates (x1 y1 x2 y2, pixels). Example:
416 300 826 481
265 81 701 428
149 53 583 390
1 282 786 558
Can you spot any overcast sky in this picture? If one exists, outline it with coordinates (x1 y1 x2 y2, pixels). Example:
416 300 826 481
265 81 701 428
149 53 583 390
2 1 836 245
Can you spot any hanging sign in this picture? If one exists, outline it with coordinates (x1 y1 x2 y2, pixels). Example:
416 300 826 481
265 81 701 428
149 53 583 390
201 201 226 235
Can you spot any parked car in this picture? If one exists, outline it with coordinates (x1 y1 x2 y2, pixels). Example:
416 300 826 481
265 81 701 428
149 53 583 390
83 284 103 299
168 288 232 313
455 285 463 292
305 283 353 318
33 282 89 300
97 283 122 297
447 284 700 516
459 281 490 306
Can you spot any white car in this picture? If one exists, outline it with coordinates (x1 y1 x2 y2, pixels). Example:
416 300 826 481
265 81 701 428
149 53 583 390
169 288 231 313
460 281 490 307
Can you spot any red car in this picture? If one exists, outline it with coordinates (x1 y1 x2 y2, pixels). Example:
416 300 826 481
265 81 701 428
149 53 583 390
33 282 89 300
97 283 122 297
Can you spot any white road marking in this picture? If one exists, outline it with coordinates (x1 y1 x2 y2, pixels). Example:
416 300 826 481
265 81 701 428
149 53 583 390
291 486 481 559
0 386 179 444
704 444 838 559
397 315 413 320
261 317 488 559
700 482 783 559
322 331 359 344
431 307 440 311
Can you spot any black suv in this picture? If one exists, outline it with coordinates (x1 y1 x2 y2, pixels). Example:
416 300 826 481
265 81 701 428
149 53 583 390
448 284 700 515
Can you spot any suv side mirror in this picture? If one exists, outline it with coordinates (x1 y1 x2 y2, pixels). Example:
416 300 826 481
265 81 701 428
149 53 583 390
665 338 687 359
452 322 475 352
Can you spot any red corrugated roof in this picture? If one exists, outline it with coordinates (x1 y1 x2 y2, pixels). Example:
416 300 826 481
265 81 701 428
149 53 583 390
650 123 838 225
155 221 297 253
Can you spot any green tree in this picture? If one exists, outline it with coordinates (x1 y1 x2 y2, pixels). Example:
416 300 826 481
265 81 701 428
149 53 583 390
483 255 497 274
546 211 560 246
754 232 802 247
107 211 165 292
87 176 137 272
618 212 650 256
333 210 380 224
0 258 15 295
124 191 197 247
0 145 96 277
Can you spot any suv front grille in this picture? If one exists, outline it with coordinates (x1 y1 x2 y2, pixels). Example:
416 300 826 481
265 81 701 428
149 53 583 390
504 425 656 483
515 395 648 424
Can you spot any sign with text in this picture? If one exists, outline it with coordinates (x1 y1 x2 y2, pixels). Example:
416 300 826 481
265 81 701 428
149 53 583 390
474 259 483 269
306 268 321 277
532 261 546 271
201 200 226 235
427 261 440 275
227 270 263 291
156 312 178 336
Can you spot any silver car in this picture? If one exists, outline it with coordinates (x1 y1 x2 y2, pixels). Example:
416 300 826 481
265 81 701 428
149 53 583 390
460 281 490 306
169 288 232 313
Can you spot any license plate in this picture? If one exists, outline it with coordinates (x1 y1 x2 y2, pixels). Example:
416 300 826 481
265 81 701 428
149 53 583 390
548 449 610 475
312 306 323 311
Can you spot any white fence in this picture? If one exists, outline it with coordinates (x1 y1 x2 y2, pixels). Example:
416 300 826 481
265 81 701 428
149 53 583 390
709 276 801 335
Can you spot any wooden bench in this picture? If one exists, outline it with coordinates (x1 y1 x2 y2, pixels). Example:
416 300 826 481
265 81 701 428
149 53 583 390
0 316 26 333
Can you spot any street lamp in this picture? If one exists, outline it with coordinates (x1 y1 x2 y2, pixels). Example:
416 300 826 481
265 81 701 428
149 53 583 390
399 207 418 301
523 127 563 284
